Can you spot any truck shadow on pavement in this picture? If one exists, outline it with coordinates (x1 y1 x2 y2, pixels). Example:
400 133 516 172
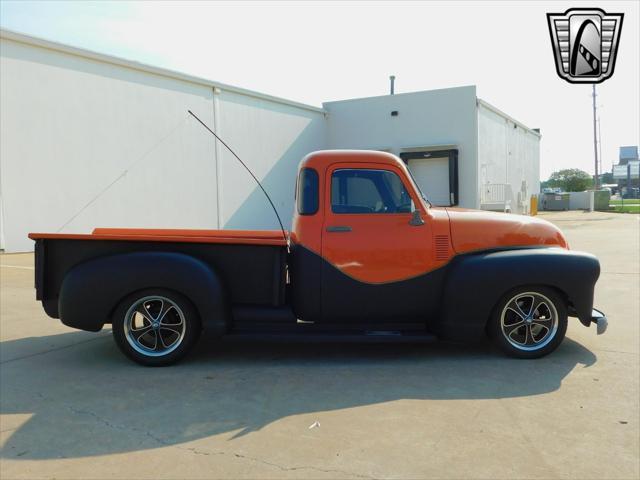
0 332 596 460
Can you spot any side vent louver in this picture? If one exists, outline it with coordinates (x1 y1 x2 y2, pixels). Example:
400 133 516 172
434 235 450 261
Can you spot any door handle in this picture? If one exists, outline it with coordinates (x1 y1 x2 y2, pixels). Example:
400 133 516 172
326 226 352 233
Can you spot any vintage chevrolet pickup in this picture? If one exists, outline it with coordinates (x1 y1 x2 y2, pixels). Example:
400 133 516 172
30 150 607 366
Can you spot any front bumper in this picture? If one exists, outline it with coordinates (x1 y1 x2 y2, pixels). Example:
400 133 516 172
591 308 608 335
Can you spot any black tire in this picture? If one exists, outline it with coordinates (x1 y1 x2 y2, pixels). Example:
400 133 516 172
489 286 568 359
112 288 201 366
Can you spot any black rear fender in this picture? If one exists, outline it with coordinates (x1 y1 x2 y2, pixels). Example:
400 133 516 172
59 252 229 333
435 248 600 341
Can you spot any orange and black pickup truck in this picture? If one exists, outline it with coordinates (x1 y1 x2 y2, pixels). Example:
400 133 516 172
30 150 607 366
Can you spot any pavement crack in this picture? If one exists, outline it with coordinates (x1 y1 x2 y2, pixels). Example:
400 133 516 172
601 271 640 275
597 348 639 356
226 450 376 479
173 445 374 478
60 401 171 448
179 446 222 457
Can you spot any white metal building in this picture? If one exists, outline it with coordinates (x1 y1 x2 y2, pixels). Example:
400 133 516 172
0 29 540 252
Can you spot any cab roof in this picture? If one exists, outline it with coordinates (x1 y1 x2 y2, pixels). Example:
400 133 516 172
299 150 405 171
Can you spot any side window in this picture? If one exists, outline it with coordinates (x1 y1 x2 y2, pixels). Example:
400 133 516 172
296 168 319 215
331 169 412 214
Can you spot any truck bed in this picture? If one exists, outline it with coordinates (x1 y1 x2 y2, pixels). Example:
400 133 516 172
29 228 288 320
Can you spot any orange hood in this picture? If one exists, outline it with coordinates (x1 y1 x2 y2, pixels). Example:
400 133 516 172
445 208 569 254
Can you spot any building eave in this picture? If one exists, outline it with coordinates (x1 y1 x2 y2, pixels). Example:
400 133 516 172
477 98 541 137
0 28 326 115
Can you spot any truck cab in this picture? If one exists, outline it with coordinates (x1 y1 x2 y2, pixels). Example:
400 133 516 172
290 150 453 327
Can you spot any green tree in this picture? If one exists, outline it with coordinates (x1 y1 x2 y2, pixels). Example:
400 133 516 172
547 168 593 192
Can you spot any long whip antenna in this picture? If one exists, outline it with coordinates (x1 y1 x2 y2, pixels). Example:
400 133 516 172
188 110 287 242
56 115 189 232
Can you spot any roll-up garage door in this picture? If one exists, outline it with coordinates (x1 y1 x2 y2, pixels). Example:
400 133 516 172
400 150 459 206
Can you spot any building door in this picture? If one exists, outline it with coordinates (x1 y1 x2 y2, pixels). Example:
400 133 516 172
407 156 450 206
400 150 459 206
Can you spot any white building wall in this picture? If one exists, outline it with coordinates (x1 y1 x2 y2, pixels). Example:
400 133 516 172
0 33 326 252
478 105 508 185
477 101 540 214
323 86 479 209
216 91 326 230
1 37 217 252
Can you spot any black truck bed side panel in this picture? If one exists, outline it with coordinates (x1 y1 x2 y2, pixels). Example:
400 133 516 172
38 239 287 317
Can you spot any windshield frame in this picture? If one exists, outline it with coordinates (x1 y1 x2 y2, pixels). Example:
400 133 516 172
404 165 432 208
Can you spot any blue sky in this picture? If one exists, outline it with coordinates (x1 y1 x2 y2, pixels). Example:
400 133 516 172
1 0 638 178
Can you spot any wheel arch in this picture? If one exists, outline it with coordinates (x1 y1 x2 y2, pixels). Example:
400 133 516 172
435 248 600 341
58 252 229 334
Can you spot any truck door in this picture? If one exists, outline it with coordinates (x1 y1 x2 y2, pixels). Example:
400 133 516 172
320 163 437 325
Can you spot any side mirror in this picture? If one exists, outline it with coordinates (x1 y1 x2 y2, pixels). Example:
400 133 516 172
409 209 425 226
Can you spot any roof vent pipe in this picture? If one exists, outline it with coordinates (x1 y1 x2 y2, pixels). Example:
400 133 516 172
389 75 395 95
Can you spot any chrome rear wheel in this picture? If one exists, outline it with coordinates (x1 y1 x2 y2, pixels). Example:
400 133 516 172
124 296 186 357
112 289 201 366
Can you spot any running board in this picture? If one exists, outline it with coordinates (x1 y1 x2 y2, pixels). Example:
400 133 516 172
222 330 438 343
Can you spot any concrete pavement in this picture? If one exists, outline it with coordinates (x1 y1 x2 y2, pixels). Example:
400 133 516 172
1 211 638 479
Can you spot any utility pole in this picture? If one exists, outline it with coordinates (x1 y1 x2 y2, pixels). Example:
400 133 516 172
597 116 603 182
592 85 599 189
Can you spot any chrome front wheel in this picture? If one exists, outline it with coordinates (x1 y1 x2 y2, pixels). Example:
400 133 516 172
500 292 559 351
491 287 567 359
